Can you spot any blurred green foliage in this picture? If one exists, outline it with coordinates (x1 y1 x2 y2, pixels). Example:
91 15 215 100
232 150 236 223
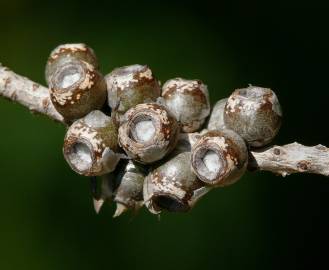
0 1 329 269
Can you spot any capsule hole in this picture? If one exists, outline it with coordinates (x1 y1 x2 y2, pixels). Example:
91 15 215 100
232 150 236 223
154 195 189 212
130 115 156 143
68 142 92 172
203 150 221 175
238 86 268 100
54 64 83 89
194 148 224 182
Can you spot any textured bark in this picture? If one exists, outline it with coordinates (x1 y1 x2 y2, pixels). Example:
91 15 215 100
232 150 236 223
0 64 64 123
249 143 329 177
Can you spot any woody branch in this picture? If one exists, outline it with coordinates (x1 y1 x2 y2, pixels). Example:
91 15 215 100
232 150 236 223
1 63 328 178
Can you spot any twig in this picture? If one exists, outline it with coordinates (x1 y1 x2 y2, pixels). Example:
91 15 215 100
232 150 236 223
1 64 328 178
0 63 64 123
249 143 329 177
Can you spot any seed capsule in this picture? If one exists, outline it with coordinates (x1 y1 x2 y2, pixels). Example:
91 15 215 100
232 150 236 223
161 78 210 132
48 59 107 122
144 152 211 214
45 43 98 84
112 160 146 217
207 98 228 130
105 64 161 122
224 86 282 147
118 103 180 164
91 176 117 214
63 110 123 176
191 129 248 186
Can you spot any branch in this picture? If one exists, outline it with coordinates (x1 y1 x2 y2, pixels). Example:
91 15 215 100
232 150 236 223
1 64 329 178
249 143 329 177
0 63 64 123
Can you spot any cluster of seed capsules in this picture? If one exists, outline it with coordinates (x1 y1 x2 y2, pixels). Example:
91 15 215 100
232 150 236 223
46 43 282 217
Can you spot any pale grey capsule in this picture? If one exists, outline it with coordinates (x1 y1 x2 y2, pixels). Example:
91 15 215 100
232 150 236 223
224 86 282 147
112 160 146 217
161 78 210 133
105 64 161 122
207 98 228 130
91 175 117 214
143 152 211 214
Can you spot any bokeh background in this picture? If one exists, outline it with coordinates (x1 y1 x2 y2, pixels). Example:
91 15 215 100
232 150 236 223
0 1 329 269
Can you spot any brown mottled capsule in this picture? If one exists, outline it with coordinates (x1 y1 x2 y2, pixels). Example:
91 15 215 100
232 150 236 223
118 103 180 164
63 110 123 176
105 64 161 122
161 78 210 132
191 129 248 187
207 98 228 130
224 86 282 147
48 59 107 122
45 43 98 84
143 152 211 214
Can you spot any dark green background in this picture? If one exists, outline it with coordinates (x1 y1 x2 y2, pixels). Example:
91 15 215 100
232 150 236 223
1 1 329 269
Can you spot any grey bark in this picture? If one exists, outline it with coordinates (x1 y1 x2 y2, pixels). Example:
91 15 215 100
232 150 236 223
0 63 64 123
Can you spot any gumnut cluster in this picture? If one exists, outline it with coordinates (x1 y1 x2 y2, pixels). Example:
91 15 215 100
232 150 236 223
46 43 282 217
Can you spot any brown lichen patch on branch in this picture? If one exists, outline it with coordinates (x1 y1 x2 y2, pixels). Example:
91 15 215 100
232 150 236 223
297 160 311 171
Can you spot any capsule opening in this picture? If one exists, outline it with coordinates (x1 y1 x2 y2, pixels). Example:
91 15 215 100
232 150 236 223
238 86 269 100
54 63 84 89
115 64 144 76
203 150 221 175
193 147 225 183
153 195 189 213
130 115 156 143
67 141 93 172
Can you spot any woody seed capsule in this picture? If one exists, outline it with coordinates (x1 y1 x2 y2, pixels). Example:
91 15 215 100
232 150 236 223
48 59 107 122
45 43 98 84
161 78 210 132
63 110 122 176
105 64 161 122
118 103 180 164
207 98 228 130
143 151 211 214
191 129 248 186
224 86 282 147
112 160 147 217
